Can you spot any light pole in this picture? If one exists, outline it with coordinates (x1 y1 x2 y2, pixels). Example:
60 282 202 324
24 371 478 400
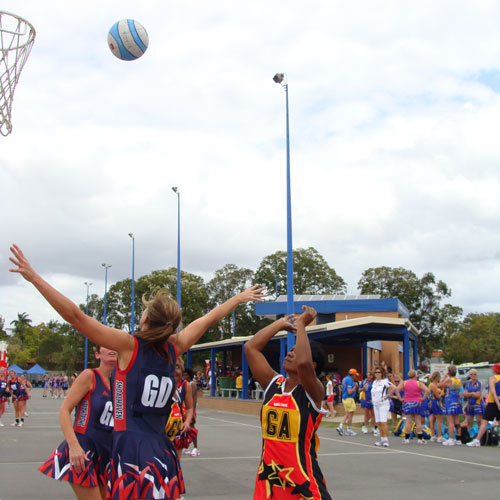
171 186 181 308
128 233 135 334
101 263 112 325
273 72 295 350
84 282 92 369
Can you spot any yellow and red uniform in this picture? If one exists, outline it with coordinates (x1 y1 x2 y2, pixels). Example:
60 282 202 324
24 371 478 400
254 375 332 500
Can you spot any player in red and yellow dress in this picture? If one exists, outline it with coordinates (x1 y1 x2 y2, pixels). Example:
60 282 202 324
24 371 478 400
245 306 332 500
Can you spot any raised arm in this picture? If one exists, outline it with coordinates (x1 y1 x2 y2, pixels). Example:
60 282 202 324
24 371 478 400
244 316 296 390
294 306 325 408
171 285 266 355
9 244 134 353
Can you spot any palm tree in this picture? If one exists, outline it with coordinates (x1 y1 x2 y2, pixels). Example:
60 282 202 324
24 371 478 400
10 312 32 347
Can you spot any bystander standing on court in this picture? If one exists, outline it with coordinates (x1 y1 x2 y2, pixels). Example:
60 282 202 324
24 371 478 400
337 368 359 436
372 366 397 447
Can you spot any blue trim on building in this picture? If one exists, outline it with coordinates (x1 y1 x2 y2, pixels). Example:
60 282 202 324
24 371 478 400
255 297 410 319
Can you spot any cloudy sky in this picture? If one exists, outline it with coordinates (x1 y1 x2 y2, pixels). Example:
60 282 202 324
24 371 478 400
1 0 500 330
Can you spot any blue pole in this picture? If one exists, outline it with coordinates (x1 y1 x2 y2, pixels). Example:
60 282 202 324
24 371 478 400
363 343 368 377
210 349 216 397
403 328 410 380
171 187 181 308
102 264 111 325
280 337 287 376
283 78 295 352
84 282 92 369
413 337 418 371
129 234 135 333
242 344 248 400
186 349 192 368
177 191 181 308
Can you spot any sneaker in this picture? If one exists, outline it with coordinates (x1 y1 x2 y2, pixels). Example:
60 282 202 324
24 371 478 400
374 440 383 447
361 425 368 434
373 428 380 437
417 439 426 445
18 421 24 427
0 420 4 427
442 439 455 446
11 422 18 426
466 439 481 447
325 410 331 418
190 448 200 456
430 436 437 442
24 412 28 417
336 426 344 436
437 436 446 443
346 429 357 436
382 441 389 447
182 449 191 455
454 440 462 446
402 438 410 444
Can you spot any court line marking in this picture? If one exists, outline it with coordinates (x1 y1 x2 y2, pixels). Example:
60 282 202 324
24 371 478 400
0 452 391 466
319 435 500 470
201 415 500 471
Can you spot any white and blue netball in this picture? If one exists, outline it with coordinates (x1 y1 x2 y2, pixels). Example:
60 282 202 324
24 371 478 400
107 19 149 61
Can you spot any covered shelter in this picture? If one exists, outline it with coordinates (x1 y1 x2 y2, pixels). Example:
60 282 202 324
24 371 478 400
7 364 24 374
187 295 419 400
25 363 48 375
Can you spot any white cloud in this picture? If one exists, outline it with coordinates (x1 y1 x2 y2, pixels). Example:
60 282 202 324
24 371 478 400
1 0 500 329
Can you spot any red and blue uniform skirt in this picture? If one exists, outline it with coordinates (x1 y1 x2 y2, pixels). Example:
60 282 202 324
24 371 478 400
39 433 110 487
108 431 185 500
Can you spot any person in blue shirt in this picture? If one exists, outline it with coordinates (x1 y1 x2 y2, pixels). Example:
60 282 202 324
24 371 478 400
337 369 359 436
463 369 484 430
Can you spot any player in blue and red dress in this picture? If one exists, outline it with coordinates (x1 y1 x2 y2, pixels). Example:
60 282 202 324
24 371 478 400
39 347 116 500
245 306 332 500
0 363 8 427
9 242 265 500
7 369 23 426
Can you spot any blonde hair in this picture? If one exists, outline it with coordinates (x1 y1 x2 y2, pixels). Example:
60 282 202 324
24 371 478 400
407 369 417 379
430 371 441 382
135 289 181 359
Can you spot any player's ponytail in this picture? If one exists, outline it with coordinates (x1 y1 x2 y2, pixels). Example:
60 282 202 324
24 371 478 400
135 289 181 360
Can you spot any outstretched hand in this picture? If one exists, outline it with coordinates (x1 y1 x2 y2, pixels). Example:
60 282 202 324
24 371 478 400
276 314 297 333
293 305 317 326
9 244 37 283
236 284 267 304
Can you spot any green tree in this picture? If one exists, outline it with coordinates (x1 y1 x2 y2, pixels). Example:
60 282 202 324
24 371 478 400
9 312 32 348
103 268 209 332
443 313 500 364
357 267 463 357
255 247 347 298
0 315 8 340
205 264 270 342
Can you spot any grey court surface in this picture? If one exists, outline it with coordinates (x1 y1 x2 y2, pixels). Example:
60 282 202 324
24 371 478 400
1 390 499 500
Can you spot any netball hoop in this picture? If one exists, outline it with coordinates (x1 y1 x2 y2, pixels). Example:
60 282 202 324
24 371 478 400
0 11 36 136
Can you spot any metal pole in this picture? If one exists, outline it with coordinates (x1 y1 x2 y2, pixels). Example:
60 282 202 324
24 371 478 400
102 264 111 325
84 282 92 369
172 187 181 308
128 233 135 333
274 73 295 351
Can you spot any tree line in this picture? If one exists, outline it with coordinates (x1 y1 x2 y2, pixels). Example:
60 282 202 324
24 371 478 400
1 247 498 371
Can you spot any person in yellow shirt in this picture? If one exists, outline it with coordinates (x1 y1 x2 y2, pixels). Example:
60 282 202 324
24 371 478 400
236 371 243 397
